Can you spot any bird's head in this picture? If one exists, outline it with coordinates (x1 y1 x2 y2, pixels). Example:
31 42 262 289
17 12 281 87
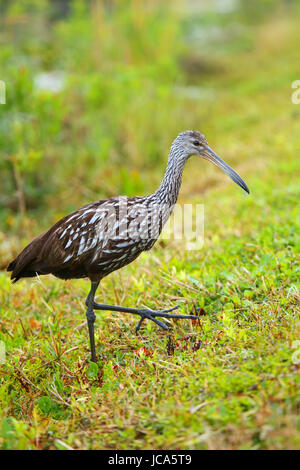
173 130 249 194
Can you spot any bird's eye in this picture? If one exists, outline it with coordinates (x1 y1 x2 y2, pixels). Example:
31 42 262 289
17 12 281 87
193 140 200 146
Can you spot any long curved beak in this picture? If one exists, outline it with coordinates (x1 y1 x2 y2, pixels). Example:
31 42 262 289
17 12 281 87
201 146 250 194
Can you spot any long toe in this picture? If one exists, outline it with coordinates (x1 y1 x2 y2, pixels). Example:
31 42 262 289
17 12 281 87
160 304 181 313
135 316 145 332
136 311 169 332
149 310 199 320
146 313 169 330
141 305 180 316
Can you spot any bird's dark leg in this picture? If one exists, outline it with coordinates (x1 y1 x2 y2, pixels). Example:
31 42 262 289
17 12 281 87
85 281 99 362
86 300 199 333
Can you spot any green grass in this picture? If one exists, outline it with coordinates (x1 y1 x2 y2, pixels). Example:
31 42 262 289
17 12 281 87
0 3 300 450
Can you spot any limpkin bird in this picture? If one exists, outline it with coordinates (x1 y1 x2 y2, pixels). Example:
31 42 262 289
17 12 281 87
8 131 249 362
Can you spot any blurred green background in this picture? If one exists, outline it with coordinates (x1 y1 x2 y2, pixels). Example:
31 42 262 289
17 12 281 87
0 0 299 265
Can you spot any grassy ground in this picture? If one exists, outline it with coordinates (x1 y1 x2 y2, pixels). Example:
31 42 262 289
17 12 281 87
1 5 300 450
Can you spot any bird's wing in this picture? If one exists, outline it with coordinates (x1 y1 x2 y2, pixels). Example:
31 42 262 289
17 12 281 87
36 200 115 270
33 195 159 276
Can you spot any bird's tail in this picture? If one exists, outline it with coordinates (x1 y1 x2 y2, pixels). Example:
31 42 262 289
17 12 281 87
7 236 42 282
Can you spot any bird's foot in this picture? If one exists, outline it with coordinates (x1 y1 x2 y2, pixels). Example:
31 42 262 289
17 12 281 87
135 305 199 332
89 301 199 332
135 307 177 332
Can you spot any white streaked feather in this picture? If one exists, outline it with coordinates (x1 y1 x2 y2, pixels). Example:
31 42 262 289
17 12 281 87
77 236 86 256
89 214 99 224
65 239 72 249
60 229 67 239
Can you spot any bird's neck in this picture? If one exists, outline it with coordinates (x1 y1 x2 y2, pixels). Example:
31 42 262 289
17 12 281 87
152 147 186 206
